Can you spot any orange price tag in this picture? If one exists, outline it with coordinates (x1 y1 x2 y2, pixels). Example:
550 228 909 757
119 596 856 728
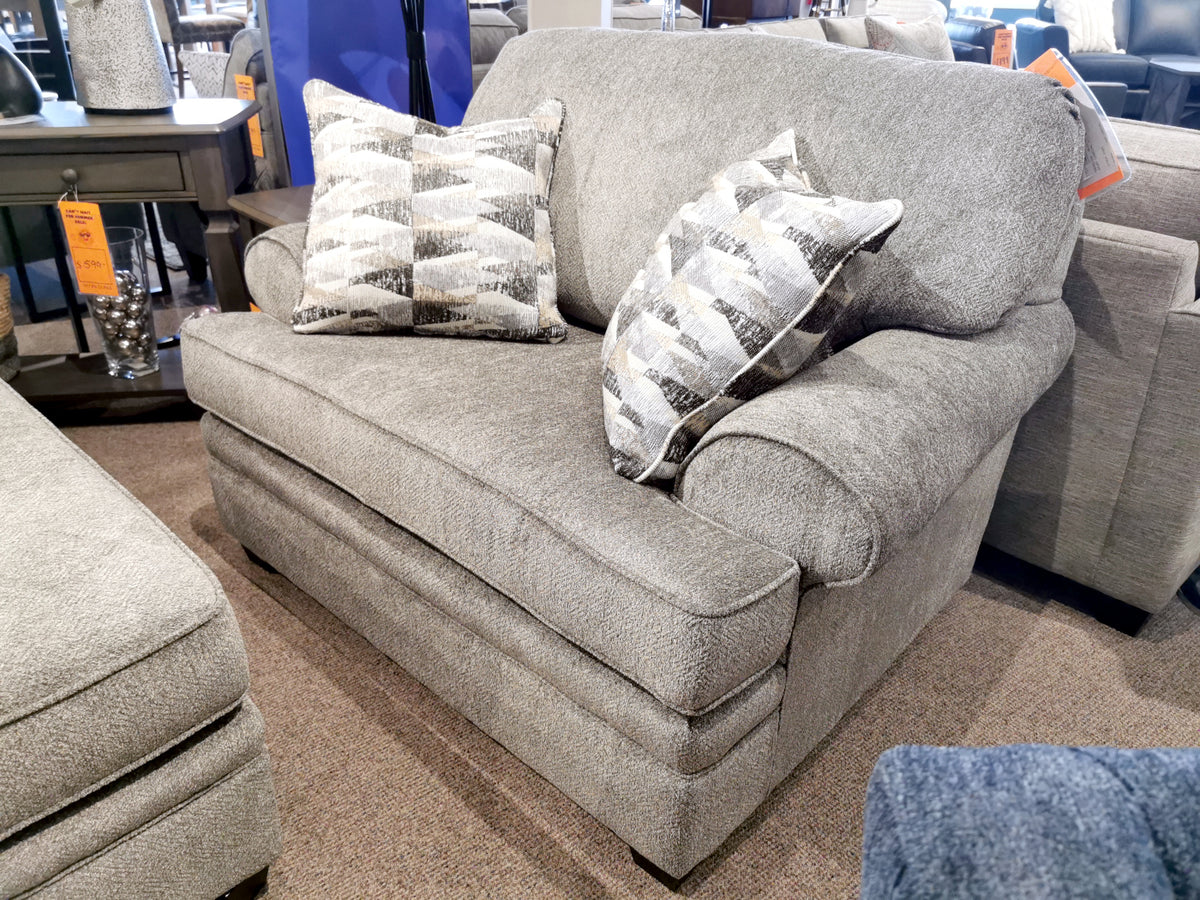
991 29 1014 69
234 74 265 159
1026 49 1077 88
58 201 119 297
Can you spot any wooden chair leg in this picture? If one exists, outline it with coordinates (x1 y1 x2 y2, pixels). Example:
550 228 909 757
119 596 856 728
175 42 185 95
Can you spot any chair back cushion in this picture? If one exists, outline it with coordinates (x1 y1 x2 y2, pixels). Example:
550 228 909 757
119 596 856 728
1127 0 1200 57
467 29 1085 335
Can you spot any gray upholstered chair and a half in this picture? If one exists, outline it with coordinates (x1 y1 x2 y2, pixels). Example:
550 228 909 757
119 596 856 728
181 29 1087 882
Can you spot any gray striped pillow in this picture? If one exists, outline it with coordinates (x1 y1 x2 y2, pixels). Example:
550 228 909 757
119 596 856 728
600 130 903 483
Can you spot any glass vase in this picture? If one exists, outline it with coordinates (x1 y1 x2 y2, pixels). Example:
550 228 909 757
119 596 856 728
85 227 160 379
662 0 677 31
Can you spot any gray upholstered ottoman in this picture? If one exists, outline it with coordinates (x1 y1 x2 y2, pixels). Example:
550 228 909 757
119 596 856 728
0 382 281 899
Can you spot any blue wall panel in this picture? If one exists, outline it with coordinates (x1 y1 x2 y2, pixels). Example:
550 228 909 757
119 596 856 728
263 0 472 186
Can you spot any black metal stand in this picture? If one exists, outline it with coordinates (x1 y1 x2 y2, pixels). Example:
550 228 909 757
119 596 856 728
400 0 436 122
0 206 39 322
143 202 173 299
36 0 74 102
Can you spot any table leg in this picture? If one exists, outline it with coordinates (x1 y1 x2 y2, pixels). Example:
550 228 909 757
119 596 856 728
143 203 174 299
189 132 253 312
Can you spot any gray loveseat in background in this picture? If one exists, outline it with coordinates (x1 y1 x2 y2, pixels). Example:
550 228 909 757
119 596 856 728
180 30 1085 881
986 119 1200 616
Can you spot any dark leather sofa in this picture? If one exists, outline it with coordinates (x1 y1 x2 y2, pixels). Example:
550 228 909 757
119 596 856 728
1015 0 1200 119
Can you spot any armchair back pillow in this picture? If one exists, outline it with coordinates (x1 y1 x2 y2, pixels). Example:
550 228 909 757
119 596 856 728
601 130 903 483
295 80 567 342
1049 0 1118 53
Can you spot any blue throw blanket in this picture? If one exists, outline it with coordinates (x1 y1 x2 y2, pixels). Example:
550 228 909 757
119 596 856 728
861 745 1200 899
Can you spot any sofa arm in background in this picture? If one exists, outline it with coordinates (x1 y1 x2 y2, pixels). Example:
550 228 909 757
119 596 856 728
243 223 306 325
1014 16 1068 67
674 300 1076 587
986 219 1199 613
1088 119 1200 295
946 15 1004 64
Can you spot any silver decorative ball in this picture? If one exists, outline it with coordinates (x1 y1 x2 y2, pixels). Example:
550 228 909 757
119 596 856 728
115 338 134 353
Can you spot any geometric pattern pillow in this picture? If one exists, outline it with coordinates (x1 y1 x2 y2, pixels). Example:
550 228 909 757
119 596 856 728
600 130 903 484
865 16 955 61
294 80 567 342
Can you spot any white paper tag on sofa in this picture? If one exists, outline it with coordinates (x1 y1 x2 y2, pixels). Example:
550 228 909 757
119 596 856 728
1026 49 1131 200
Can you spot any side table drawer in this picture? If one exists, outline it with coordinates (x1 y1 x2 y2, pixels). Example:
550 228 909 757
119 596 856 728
0 152 186 198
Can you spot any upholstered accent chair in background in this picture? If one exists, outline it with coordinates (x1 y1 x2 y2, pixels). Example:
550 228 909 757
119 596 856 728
1015 0 1200 119
149 0 245 94
985 119 1200 617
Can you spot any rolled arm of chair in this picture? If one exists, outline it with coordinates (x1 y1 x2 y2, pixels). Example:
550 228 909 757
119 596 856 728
1014 17 1068 67
674 301 1076 587
243 222 306 325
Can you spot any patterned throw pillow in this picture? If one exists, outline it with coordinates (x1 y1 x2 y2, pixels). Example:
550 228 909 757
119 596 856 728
295 80 567 342
865 16 955 61
600 131 903 484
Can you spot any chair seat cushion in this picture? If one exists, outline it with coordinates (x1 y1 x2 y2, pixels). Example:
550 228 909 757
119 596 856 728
0 384 250 842
1070 51 1149 87
181 314 800 716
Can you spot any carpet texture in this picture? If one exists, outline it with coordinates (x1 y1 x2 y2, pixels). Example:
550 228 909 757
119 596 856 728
61 418 1200 899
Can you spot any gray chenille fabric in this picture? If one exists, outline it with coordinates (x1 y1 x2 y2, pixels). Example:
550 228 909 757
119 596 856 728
0 382 250 842
986 221 1199 613
675 300 1076 585
203 414 786 774
182 313 799 715
465 29 1085 334
203 437 780 880
3 702 268 896
861 745 1200 900
1088 119 1200 294
243 223 306 323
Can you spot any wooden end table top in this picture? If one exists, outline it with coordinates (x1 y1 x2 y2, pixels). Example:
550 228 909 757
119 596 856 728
228 184 313 229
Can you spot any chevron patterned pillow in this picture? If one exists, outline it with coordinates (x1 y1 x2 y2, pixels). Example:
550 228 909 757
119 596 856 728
294 80 567 342
601 130 904 484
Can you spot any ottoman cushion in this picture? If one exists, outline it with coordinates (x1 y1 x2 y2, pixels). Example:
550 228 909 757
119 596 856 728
0 382 250 841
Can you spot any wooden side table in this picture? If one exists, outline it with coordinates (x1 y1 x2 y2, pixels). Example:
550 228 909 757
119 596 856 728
228 183 313 234
1144 59 1200 127
1 98 258 405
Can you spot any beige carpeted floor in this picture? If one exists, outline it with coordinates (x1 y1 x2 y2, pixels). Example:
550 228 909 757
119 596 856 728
62 418 1200 900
